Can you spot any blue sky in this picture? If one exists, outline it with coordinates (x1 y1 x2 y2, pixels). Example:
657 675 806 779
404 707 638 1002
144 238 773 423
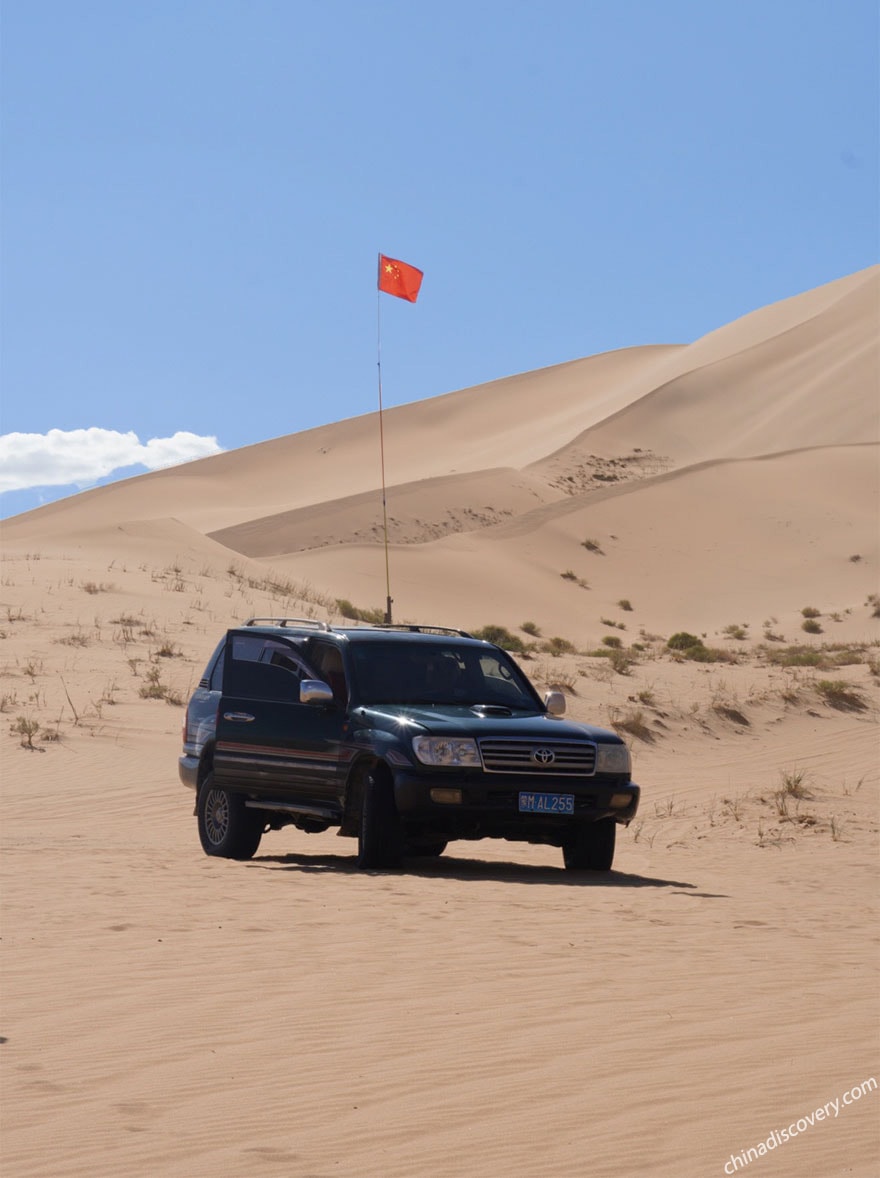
1 0 877 519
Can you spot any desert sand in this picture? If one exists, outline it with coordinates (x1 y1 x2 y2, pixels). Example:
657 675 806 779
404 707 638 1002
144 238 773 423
1 265 878 1176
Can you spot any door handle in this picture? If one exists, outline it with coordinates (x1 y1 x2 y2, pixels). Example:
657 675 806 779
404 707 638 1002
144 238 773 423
223 712 255 722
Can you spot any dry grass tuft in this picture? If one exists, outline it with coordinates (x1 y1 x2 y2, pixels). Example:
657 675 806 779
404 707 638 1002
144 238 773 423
610 706 654 742
815 679 867 712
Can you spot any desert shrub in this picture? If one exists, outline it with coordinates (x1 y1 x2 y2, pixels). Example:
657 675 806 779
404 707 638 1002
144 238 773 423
581 539 604 554
667 631 703 652
723 624 748 641
815 680 867 711
602 635 622 649
801 606 821 619
521 621 541 637
820 645 867 666
685 645 736 664
608 649 635 675
801 618 823 634
666 632 731 661
11 715 40 749
764 646 823 667
778 767 811 799
138 668 167 699
542 636 576 657
712 702 750 726
335 599 385 625
610 708 653 742
56 630 90 647
472 625 527 653
138 668 183 705
560 571 589 589
617 599 633 611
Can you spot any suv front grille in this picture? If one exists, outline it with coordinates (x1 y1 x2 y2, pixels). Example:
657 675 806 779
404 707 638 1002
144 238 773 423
478 739 596 776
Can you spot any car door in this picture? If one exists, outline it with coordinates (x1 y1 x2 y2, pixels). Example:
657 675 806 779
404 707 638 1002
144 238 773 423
212 632 349 808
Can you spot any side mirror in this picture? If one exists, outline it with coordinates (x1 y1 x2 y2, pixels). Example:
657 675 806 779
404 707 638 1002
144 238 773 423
300 679 334 705
544 690 566 716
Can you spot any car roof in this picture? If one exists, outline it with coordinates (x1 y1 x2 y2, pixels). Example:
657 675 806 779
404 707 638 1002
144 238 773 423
231 619 488 647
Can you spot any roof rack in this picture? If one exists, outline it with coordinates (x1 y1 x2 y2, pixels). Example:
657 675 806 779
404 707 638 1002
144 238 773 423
363 623 474 638
243 617 331 631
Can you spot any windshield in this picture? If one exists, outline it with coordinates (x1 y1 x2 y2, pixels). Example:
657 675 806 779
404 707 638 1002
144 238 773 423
350 641 539 709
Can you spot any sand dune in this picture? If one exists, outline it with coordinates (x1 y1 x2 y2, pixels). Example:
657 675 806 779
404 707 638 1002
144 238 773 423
208 467 563 557
3 343 677 538
546 265 878 469
276 444 879 645
2 266 878 1177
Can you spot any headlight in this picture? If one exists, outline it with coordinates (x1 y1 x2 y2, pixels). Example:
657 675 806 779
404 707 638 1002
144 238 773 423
595 742 631 774
412 736 481 767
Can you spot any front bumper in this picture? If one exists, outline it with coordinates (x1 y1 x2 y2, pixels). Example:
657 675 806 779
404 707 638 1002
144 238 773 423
392 768 640 844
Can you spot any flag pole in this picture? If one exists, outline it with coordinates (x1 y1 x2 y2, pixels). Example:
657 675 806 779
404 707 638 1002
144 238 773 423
377 261 393 624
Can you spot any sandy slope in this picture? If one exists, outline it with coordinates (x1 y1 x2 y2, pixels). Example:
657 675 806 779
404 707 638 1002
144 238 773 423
2 343 678 538
0 548 877 1178
271 444 880 645
2 266 879 1176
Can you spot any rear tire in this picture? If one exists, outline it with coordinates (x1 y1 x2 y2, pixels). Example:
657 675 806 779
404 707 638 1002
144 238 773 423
197 774 263 860
357 769 403 870
562 819 616 871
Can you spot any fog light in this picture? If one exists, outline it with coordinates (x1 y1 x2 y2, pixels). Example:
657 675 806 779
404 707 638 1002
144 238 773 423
430 788 463 805
610 793 632 808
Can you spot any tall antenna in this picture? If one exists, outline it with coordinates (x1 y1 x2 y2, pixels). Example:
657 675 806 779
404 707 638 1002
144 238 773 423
375 253 424 626
376 286 393 624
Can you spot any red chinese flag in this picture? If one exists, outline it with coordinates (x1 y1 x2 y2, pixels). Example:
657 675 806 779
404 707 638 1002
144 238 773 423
378 254 423 303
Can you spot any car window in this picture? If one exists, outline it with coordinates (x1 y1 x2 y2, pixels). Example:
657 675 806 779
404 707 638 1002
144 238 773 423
224 635 310 702
350 641 537 707
209 646 225 691
304 640 349 705
198 639 224 689
478 652 529 703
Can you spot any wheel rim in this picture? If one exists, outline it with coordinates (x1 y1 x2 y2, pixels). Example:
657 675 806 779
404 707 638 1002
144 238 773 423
204 787 230 845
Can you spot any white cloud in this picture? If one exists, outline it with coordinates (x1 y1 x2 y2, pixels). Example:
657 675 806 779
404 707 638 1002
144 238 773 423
0 428 224 493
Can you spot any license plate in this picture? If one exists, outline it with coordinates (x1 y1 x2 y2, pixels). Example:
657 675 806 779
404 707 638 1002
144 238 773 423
518 791 575 815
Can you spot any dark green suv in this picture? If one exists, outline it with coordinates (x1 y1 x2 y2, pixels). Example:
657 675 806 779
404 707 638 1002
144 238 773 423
179 619 640 871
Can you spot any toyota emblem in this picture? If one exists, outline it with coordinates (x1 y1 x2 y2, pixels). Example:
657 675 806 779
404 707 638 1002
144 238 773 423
533 747 555 765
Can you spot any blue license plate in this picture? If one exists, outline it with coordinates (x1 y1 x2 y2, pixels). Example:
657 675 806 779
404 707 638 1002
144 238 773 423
518 791 575 815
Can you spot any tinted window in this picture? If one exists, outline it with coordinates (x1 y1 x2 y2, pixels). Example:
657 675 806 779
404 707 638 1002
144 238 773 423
349 641 537 707
209 646 225 691
224 635 309 702
305 640 348 705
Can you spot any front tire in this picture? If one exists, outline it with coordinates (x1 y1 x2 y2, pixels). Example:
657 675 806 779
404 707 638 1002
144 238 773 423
197 774 263 860
562 819 616 871
357 769 403 870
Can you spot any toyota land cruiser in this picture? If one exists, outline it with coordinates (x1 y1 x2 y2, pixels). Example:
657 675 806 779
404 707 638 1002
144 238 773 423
179 619 640 871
